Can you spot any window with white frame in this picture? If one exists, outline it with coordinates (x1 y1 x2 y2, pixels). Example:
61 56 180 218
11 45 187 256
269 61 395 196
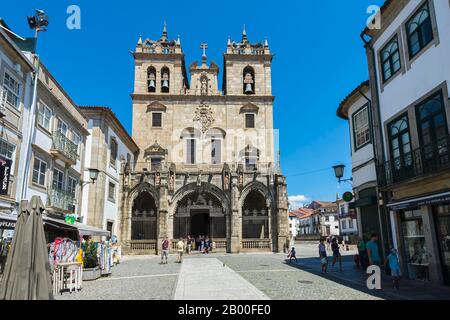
37 103 52 131
72 132 81 155
57 118 68 136
67 176 78 198
342 220 347 230
352 105 371 149
52 169 65 190
0 138 15 160
349 219 354 229
32 157 47 186
3 72 21 109
110 137 118 166
108 182 116 201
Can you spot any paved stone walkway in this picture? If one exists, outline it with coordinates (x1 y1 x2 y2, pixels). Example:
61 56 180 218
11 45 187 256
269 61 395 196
174 257 269 300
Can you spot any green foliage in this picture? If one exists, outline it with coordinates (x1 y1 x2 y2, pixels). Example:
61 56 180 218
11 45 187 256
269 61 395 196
82 242 98 269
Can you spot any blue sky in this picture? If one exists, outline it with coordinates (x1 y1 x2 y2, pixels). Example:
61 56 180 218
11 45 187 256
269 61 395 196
3 0 384 207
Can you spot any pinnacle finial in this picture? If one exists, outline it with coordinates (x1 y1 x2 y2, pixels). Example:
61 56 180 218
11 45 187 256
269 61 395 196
138 35 143 45
227 36 231 46
162 21 167 40
242 25 248 42
177 34 181 45
264 37 269 47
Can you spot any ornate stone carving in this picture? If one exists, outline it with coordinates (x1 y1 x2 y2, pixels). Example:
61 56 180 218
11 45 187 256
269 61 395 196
193 103 214 133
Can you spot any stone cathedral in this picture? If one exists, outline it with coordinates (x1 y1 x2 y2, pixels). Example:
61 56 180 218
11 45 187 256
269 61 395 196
118 24 289 254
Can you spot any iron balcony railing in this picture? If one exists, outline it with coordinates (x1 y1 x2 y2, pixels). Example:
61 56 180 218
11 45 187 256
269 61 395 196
50 188 76 211
52 131 78 163
378 135 450 187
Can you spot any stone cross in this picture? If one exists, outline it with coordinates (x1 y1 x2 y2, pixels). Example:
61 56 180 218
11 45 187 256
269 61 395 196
200 43 208 59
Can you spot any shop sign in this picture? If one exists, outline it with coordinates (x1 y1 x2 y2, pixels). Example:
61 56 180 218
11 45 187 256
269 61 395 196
388 192 450 211
0 156 12 196
343 192 354 202
0 221 15 229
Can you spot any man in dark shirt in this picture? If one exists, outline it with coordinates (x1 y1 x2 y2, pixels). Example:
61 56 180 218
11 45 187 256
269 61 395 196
161 237 169 264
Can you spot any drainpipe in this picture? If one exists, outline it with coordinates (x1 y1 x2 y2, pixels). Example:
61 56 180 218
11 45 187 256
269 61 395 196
360 31 392 259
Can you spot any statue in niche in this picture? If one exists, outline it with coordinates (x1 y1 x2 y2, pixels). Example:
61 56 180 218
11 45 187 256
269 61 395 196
200 76 208 95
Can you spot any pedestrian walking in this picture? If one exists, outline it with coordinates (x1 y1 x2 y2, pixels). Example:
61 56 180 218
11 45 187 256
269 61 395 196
326 236 331 252
319 239 328 273
160 236 169 264
331 238 343 272
186 235 192 254
357 236 367 270
287 247 297 263
366 234 381 267
177 238 185 263
385 248 401 289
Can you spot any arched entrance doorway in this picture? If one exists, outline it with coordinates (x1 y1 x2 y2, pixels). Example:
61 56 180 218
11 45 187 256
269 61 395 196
131 191 157 240
173 191 226 239
242 190 269 239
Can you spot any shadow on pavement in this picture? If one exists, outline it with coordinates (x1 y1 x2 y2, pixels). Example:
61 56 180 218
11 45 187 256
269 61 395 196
282 255 450 300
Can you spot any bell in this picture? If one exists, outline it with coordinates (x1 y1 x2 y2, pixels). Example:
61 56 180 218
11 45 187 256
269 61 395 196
148 80 155 89
162 80 169 89
245 83 253 93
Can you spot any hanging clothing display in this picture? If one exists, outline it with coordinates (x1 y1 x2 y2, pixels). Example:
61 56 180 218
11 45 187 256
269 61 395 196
48 238 78 270
97 242 113 274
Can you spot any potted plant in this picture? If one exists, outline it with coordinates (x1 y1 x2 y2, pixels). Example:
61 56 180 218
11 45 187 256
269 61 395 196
82 242 101 281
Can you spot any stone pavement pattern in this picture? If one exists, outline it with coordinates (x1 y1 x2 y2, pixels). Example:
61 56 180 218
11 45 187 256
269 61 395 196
53 243 450 300
174 258 269 300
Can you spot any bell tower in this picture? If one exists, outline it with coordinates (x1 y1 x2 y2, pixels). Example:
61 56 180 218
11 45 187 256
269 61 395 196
223 27 273 96
133 22 189 95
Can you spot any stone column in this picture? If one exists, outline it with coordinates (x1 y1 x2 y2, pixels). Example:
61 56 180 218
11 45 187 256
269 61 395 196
157 174 169 255
267 207 273 251
229 175 241 253
276 175 289 253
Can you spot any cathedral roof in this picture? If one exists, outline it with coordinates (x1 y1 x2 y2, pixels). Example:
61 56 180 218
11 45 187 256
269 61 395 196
136 22 182 54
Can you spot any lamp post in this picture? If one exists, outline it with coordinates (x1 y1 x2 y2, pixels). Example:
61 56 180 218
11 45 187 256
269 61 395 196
19 10 49 205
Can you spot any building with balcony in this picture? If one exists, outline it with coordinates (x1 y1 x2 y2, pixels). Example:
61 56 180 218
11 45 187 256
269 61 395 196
119 25 289 254
21 61 89 220
361 0 450 285
79 106 139 239
307 201 340 237
337 198 358 238
336 81 386 249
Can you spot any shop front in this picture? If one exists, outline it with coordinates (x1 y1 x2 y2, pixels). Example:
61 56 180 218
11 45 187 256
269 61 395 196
388 190 450 286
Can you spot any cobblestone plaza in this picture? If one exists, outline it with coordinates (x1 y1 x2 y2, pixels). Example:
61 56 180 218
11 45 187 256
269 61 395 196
55 243 450 300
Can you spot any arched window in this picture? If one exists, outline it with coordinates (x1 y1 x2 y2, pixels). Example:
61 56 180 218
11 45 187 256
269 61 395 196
206 128 225 165
181 128 201 164
147 67 156 93
242 190 268 239
161 67 170 93
240 145 260 171
243 66 255 95
131 192 157 240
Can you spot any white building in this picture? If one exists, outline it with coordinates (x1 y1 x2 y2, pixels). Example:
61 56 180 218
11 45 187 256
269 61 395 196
337 81 382 242
308 201 340 237
79 106 139 238
337 199 358 238
21 61 89 221
0 20 34 230
361 0 450 285
296 208 315 236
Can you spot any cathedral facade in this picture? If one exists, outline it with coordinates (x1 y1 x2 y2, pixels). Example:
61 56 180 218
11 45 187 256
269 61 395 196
118 25 289 254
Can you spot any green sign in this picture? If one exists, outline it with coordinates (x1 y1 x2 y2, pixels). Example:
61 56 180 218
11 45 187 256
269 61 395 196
343 192 354 202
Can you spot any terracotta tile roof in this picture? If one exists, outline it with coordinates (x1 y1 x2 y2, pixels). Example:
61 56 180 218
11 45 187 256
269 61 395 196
289 208 314 219
337 80 370 120
79 106 139 152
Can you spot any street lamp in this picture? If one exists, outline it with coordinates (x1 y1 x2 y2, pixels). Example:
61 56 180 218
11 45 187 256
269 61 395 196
333 164 353 184
27 9 49 36
81 168 99 188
